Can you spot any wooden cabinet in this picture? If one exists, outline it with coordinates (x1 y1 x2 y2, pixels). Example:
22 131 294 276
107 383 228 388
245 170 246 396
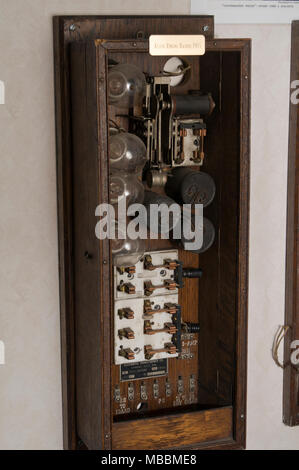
54 15 250 450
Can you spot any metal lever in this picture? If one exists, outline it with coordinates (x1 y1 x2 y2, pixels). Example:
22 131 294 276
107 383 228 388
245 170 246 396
143 300 178 316
144 279 177 296
143 256 202 289
144 343 177 360
143 255 179 271
144 321 177 336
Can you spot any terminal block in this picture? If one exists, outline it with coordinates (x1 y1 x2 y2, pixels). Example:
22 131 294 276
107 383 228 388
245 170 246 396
118 282 136 295
114 251 180 364
114 250 180 300
118 328 135 340
117 266 136 275
119 347 135 361
113 250 197 363
118 307 134 319
128 383 134 401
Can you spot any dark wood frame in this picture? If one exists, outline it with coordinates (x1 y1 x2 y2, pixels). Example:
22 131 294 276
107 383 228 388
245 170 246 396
53 16 250 450
53 15 214 450
284 20 299 427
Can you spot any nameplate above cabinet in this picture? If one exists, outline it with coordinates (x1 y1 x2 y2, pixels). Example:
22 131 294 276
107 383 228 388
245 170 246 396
149 35 205 56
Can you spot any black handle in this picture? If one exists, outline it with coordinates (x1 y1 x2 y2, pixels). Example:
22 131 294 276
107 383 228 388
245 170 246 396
182 268 203 279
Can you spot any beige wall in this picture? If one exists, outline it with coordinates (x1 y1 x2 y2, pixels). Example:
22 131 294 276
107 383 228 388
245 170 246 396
0 0 298 450
216 23 299 450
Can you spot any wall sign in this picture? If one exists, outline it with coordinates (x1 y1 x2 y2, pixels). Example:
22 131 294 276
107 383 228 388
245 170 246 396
191 0 299 24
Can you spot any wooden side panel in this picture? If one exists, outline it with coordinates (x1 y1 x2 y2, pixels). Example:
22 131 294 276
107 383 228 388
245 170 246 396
70 42 102 449
198 40 250 449
70 41 112 450
112 407 232 450
235 39 251 446
284 20 299 427
198 50 240 406
218 51 240 404
196 50 222 407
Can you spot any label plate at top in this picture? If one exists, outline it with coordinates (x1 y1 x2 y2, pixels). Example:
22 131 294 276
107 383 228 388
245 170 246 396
149 35 205 56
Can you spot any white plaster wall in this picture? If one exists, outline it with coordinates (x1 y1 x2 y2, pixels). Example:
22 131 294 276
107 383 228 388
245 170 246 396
0 0 298 450
0 0 189 451
216 23 299 450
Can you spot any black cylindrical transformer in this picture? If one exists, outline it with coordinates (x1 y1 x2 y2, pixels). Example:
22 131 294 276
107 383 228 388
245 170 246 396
165 168 216 207
172 93 214 116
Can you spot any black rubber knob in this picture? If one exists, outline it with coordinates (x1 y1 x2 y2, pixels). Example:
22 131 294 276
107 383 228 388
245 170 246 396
182 268 203 279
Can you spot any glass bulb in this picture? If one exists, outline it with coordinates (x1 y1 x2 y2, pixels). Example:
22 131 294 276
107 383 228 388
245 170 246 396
109 132 147 173
181 216 215 254
111 221 145 267
109 172 144 205
108 63 146 109
142 191 181 235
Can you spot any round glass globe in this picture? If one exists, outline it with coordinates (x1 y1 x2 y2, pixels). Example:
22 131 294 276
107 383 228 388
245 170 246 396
109 172 144 205
109 132 147 173
181 215 215 254
111 222 145 267
108 63 146 109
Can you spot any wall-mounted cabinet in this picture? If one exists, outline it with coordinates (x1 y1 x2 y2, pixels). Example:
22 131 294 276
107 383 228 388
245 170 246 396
54 15 250 450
